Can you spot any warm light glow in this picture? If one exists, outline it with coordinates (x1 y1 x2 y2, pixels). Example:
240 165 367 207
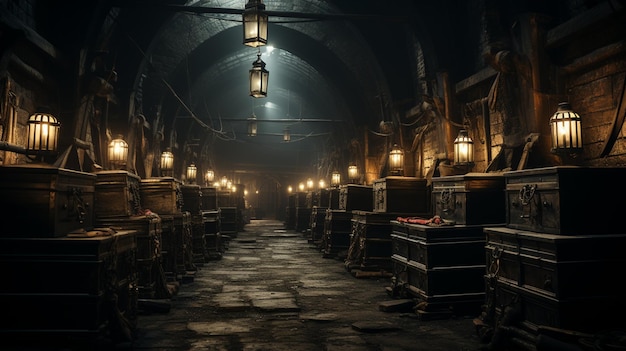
108 135 128 169
550 102 583 154
348 165 358 182
221 176 228 188
454 129 474 165
160 150 174 176
227 180 233 189
186 163 198 184
247 114 258 136
283 127 290 142
232 185 237 192
298 182 305 191
26 112 60 153
242 0 268 47
331 171 341 186
318 179 326 189
306 178 314 190
389 144 404 175
205 169 215 183
244 189 249 196
249 53 269 98
287 186 293 193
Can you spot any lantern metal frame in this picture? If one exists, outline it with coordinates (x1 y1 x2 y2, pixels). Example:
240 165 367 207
160 149 175 177
348 165 358 183
249 52 269 98
108 135 128 169
247 113 258 136
26 112 60 155
186 163 198 184
242 0 268 48
550 102 583 155
388 144 404 176
453 129 475 165
331 171 341 187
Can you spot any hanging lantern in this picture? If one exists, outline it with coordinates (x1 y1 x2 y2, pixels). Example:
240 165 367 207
242 0 268 47
283 127 290 142
205 169 215 184
298 182 305 192
331 171 341 186
247 113 258 136
454 129 475 165
348 165 358 183
160 149 174 177
550 102 583 154
26 112 60 154
108 135 128 169
318 179 326 189
186 163 197 184
249 53 269 98
287 185 293 193
388 144 404 176
220 176 229 189
306 178 314 190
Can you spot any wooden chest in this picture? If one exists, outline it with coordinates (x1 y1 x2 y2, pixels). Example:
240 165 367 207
217 190 234 207
140 177 183 215
200 186 217 210
95 215 162 299
373 176 429 214
94 170 141 218
0 230 137 340
504 166 626 234
338 184 373 211
432 173 505 225
0 164 95 237
317 189 331 208
160 211 193 279
181 184 202 214
328 188 340 210
390 221 486 311
484 226 626 300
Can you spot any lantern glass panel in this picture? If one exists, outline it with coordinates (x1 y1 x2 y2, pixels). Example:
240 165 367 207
26 112 60 153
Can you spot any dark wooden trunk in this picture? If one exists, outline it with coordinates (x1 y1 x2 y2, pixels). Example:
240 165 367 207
181 184 202 215
504 166 626 235
338 184 373 211
0 164 95 237
0 230 137 344
373 176 430 214
432 173 505 225
94 170 142 218
140 177 183 216
200 186 218 211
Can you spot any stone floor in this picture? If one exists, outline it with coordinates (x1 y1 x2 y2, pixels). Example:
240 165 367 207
117 218 484 351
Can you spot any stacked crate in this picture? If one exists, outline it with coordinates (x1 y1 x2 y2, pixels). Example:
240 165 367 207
0 165 138 345
140 177 193 282
390 173 505 317
201 186 223 259
481 166 626 334
322 184 372 259
346 177 429 275
181 184 205 266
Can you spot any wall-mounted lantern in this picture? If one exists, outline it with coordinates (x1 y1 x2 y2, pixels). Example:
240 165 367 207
348 165 358 183
247 113 258 136
242 0 268 47
331 171 341 187
26 112 60 154
550 102 583 155
249 52 269 98
205 169 215 185
453 129 474 165
108 135 128 169
160 149 174 177
388 144 404 176
186 163 197 184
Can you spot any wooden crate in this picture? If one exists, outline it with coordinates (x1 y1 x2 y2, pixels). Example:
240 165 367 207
200 186 218 210
181 184 202 215
0 230 137 342
140 177 183 215
0 164 95 237
432 172 505 225
504 166 626 234
94 170 142 218
338 184 373 211
373 176 430 214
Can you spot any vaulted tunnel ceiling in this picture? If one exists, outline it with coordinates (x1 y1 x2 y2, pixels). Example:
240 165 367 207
84 0 458 184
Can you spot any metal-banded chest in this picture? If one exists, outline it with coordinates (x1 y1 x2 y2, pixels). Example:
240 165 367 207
0 164 96 237
504 166 626 235
181 184 202 215
432 173 505 225
338 184 373 211
94 170 142 218
373 176 429 214
140 177 183 216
